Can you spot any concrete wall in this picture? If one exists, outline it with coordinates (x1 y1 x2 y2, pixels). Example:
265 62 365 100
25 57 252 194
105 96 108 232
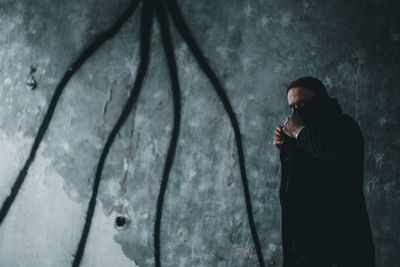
0 0 399 266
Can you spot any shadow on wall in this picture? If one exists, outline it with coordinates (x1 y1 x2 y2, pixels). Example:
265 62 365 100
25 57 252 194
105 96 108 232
0 0 266 266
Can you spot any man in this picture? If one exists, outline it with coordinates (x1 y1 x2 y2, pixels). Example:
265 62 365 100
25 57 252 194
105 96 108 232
273 76 375 267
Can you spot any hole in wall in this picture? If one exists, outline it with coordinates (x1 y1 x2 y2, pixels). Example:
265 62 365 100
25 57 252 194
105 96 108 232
115 215 129 229
26 65 37 90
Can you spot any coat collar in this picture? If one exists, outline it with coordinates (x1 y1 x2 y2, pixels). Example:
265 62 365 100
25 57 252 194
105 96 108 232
302 96 343 128
322 97 343 119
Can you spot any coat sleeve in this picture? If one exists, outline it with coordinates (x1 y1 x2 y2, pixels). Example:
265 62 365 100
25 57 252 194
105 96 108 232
295 116 363 170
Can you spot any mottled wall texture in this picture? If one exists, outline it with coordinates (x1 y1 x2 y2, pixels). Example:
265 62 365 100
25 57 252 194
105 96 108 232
0 0 399 266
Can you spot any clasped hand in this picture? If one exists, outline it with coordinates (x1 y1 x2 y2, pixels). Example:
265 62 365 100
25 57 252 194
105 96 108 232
283 111 304 138
273 112 304 149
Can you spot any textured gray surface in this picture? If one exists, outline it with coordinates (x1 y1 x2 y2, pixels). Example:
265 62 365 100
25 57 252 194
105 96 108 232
0 0 399 266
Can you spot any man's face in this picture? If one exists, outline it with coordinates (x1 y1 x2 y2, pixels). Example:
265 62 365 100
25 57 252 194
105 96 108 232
287 86 316 113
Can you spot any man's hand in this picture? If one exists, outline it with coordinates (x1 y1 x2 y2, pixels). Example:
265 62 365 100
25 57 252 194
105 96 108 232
273 125 286 149
282 112 304 138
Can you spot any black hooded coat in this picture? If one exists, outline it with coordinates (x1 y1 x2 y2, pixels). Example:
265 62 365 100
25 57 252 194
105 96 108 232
279 96 375 267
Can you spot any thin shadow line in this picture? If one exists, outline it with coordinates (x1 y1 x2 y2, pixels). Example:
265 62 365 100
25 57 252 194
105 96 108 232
0 0 141 226
165 1 266 266
72 1 153 266
154 0 182 266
